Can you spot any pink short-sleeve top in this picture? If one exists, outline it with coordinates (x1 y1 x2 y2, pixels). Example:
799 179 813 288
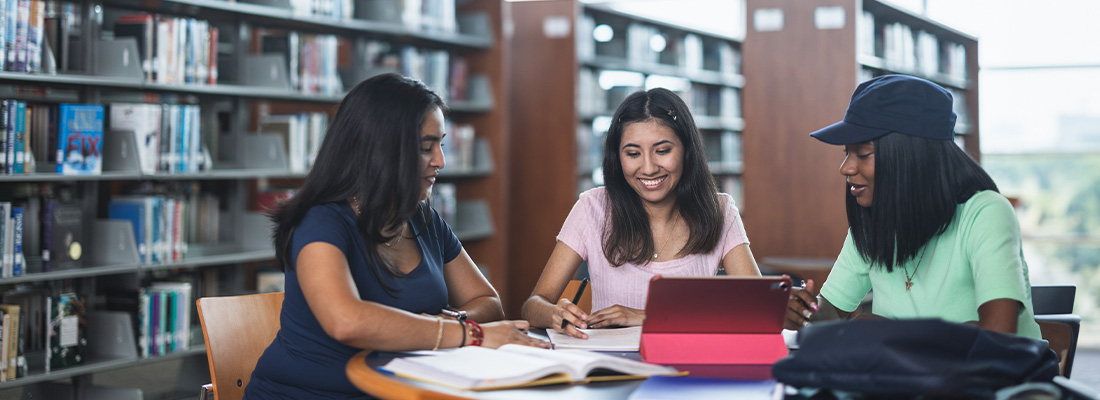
555 187 749 311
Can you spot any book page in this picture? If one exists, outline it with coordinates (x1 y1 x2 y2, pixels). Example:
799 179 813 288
381 346 570 390
547 326 641 351
499 344 679 379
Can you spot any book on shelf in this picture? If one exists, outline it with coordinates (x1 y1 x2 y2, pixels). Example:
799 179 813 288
429 182 455 225
3 285 49 378
11 206 23 277
0 202 9 277
381 344 681 391
46 292 86 372
547 326 642 351
56 103 104 175
0 304 20 381
108 197 151 264
0 310 9 381
42 199 83 271
109 102 162 175
256 270 285 294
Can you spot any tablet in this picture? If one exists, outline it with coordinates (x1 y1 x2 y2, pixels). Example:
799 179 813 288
642 275 792 334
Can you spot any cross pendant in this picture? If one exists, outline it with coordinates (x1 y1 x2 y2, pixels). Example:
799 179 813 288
905 281 913 291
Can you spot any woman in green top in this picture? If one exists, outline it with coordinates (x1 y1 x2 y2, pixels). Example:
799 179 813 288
785 74 1041 339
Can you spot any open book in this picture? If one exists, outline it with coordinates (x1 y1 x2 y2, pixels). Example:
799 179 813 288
548 326 642 351
381 344 682 391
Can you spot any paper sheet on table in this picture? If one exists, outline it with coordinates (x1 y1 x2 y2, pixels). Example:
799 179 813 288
547 326 642 351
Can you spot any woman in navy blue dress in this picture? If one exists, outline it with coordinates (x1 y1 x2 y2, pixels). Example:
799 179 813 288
245 73 549 399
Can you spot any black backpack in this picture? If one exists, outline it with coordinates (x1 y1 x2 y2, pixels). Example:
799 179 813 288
772 319 1059 398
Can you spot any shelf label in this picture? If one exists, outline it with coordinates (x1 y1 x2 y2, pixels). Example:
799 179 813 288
815 7 846 30
543 16 571 39
753 8 784 32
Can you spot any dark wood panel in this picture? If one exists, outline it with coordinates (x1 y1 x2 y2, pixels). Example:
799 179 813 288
742 0 858 260
505 0 581 317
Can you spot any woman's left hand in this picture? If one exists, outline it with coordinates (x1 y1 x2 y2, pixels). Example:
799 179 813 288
585 305 645 328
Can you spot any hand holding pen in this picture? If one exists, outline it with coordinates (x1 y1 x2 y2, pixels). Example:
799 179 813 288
554 277 589 339
785 277 819 330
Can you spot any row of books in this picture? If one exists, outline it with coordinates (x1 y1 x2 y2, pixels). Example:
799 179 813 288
108 194 203 265
136 283 193 357
114 14 219 85
0 0 46 74
0 202 26 278
430 182 455 226
289 0 355 20
356 0 457 32
577 14 741 77
260 30 343 95
441 120 475 171
858 11 968 80
353 39 460 100
704 131 743 171
0 101 105 176
109 102 207 175
257 112 328 173
576 69 741 122
3 100 212 176
685 84 741 121
0 288 86 377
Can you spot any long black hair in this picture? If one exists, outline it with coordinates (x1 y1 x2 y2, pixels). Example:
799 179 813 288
270 73 445 293
601 88 723 267
848 133 998 271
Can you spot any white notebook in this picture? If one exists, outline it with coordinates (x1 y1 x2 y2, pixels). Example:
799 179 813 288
547 326 642 351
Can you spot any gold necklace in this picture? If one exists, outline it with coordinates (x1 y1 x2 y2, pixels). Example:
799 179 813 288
351 195 405 247
903 247 927 291
384 223 406 247
652 214 680 260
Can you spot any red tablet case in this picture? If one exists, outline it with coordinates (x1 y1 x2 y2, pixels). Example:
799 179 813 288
639 275 792 379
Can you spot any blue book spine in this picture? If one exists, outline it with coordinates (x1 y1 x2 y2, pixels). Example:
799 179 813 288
5 100 14 174
56 104 105 175
13 101 24 174
108 201 147 264
11 207 22 276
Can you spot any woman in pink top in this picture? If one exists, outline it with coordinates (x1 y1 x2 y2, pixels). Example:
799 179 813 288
521 88 761 339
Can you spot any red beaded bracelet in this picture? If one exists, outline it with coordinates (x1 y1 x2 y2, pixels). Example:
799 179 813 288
466 320 484 347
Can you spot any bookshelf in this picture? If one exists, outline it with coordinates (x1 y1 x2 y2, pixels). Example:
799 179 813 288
507 0 745 317
0 0 507 398
741 0 980 262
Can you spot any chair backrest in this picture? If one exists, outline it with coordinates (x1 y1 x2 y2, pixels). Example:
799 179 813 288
1032 285 1075 315
1037 320 1072 376
1031 284 1080 378
197 292 284 400
561 279 593 314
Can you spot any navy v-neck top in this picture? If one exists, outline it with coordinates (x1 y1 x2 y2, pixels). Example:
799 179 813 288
245 202 462 399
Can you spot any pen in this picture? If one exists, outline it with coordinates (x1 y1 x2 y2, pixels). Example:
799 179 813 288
560 277 589 329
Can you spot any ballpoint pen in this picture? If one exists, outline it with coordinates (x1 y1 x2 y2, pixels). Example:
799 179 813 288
561 277 589 329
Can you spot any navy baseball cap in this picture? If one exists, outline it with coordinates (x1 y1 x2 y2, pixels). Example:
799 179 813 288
810 75 956 145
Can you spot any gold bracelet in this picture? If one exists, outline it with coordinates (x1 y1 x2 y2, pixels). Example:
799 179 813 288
431 317 445 351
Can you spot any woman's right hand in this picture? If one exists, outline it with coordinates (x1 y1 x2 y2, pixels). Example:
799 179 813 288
478 320 551 349
784 278 819 330
551 298 589 339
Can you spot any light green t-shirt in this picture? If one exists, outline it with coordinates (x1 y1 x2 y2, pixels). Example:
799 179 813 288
819 190 1042 340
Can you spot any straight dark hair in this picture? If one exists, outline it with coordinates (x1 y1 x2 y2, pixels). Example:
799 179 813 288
848 132 998 271
270 73 444 295
601 88 723 267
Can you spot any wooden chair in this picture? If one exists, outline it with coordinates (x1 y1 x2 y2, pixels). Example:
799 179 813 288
197 292 284 400
1032 285 1079 377
561 279 593 314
